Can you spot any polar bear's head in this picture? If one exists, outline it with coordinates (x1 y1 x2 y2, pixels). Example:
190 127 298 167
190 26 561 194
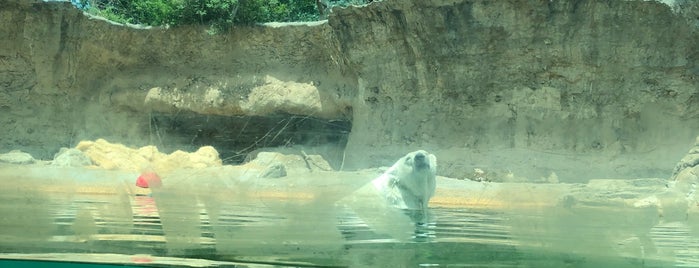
401 150 436 173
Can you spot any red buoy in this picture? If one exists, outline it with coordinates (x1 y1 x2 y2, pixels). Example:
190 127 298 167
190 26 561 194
136 171 162 188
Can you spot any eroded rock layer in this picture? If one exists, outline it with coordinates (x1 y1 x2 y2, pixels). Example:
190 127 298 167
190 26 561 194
1 0 698 181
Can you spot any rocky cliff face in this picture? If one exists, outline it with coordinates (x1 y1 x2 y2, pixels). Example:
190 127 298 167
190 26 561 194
0 0 353 163
334 0 699 180
1 0 698 181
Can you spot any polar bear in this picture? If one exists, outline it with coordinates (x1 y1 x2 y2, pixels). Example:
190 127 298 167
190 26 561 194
372 150 437 211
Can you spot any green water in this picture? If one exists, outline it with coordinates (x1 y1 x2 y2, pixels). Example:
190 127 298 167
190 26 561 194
0 260 143 268
0 167 695 267
0 206 687 267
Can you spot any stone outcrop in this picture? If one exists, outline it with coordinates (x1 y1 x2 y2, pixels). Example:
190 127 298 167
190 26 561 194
75 139 222 172
1 0 698 181
672 136 699 179
0 150 35 164
670 136 699 197
52 147 92 167
245 151 334 176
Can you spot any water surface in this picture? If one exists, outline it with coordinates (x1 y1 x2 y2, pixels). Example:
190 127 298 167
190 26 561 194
0 166 695 267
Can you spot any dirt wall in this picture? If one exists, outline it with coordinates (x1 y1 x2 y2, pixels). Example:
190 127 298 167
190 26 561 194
0 0 353 160
1 0 698 181
331 0 699 180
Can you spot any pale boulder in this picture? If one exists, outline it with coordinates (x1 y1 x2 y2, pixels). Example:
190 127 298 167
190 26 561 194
0 150 35 165
76 139 222 172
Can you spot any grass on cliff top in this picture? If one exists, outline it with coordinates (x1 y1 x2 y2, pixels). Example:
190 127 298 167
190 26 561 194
72 0 373 32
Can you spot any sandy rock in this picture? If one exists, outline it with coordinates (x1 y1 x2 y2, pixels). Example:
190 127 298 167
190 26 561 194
303 154 334 171
143 75 324 118
76 139 222 172
544 172 559 184
673 154 699 176
470 168 488 182
76 140 159 170
243 151 333 178
671 136 699 184
251 152 307 170
240 75 322 116
153 146 223 171
674 167 699 191
0 150 35 164
238 152 300 179
660 137 699 218
260 163 287 178
52 148 92 167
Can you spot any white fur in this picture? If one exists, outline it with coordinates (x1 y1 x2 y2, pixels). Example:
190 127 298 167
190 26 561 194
372 150 437 210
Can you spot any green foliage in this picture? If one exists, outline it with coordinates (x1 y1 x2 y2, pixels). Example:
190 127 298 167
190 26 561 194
80 0 373 30
175 0 239 29
129 0 178 25
86 0 176 25
234 0 318 24
85 4 132 24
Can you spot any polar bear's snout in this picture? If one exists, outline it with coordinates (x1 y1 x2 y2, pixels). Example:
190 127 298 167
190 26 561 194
413 151 429 169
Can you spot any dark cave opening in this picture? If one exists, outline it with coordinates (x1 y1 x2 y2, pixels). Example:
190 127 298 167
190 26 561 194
148 113 352 166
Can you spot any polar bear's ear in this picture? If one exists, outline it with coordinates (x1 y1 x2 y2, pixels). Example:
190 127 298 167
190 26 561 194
403 155 413 166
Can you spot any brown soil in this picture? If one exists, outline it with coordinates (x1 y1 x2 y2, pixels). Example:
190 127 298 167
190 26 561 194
1 0 698 182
